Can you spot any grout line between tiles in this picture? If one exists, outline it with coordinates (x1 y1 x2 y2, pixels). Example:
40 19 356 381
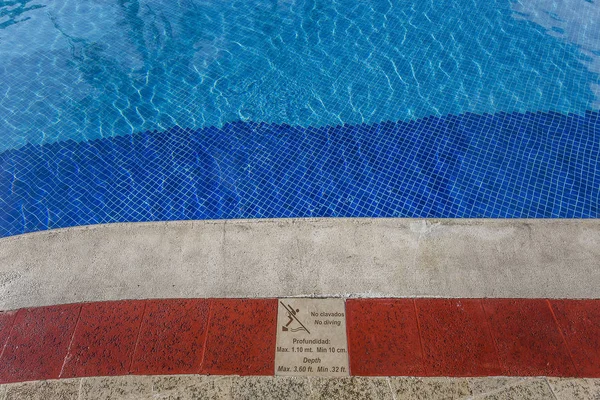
546 299 579 377
344 299 353 376
197 299 214 374
412 299 427 375
480 300 508 376
76 376 84 400
128 301 148 373
478 299 504 375
58 305 84 379
544 377 561 400
0 311 18 369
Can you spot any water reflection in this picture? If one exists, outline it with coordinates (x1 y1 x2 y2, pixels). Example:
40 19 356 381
512 0 600 107
0 0 598 151
0 0 45 30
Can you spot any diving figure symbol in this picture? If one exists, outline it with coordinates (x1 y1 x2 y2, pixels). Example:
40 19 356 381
280 301 310 334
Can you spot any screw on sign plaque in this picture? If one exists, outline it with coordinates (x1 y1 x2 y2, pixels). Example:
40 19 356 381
274 298 349 376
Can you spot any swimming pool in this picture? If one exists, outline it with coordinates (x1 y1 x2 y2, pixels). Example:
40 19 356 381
0 0 598 236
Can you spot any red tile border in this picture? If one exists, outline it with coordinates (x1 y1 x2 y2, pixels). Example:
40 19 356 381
130 299 210 375
346 299 424 376
0 304 80 383
550 300 600 377
415 299 502 376
483 299 577 376
0 298 600 383
200 299 278 375
60 300 146 378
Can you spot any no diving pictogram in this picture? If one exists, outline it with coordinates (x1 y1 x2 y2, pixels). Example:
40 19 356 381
280 301 310 334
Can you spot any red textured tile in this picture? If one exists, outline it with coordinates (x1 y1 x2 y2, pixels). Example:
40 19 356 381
201 299 277 375
483 299 576 376
0 310 17 353
60 300 145 378
346 299 423 376
130 299 210 375
416 299 502 376
0 304 80 383
550 300 600 377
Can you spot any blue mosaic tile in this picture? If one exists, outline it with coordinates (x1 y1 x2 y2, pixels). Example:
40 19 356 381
0 110 598 237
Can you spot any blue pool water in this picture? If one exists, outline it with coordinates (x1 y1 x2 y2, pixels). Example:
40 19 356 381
0 0 599 236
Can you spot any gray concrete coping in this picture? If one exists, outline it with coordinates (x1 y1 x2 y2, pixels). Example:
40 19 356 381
1 375 599 399
1 219 599 310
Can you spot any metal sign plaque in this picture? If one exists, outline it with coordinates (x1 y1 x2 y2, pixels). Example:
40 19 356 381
275 298 349 377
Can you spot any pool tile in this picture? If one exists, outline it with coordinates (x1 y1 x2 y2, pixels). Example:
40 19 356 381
550 300 600 377
130 299 210 375
201 299 277 375
415 299 502 376
346 299 424 376
1 110 598 239
483 299 576 376
0 304 80 383
60 300 146 378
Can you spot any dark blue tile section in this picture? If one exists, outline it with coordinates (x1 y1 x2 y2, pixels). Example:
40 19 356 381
1 110 599 237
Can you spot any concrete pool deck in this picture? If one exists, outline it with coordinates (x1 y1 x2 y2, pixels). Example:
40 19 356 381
2 219 600 398
2 376 600 399
1 218 599 310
